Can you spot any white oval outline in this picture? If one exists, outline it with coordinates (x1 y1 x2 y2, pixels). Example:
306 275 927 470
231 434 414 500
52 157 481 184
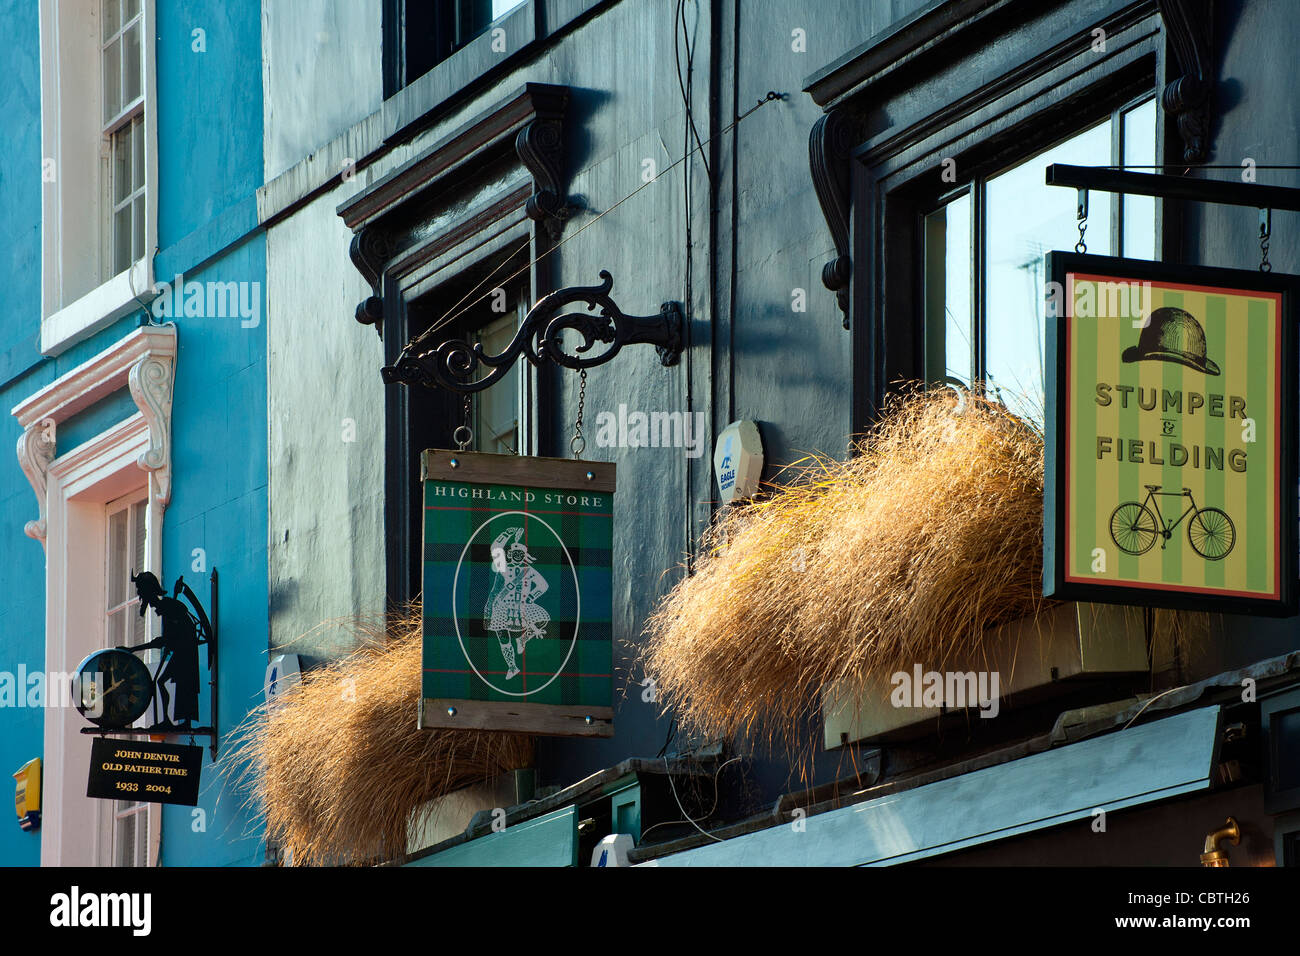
452 510 581 697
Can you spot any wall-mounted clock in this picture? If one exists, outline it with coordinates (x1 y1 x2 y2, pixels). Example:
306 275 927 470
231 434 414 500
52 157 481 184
73 649 153 728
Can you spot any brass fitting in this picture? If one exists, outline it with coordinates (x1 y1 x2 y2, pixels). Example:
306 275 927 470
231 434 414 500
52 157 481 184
1200 816 1240 867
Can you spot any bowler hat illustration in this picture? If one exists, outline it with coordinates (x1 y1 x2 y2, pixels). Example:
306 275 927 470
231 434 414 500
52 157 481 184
1123 307 1220 375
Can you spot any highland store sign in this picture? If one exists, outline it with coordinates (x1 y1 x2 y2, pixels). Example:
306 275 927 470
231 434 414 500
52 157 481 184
1044 252 1297 615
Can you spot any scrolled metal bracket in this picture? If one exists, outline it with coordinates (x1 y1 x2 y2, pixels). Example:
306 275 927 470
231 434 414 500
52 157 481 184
381 271 684 393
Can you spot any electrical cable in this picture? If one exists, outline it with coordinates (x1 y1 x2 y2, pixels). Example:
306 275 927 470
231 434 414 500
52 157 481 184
402 90 783 354
675 0 711 183
641 755 742 842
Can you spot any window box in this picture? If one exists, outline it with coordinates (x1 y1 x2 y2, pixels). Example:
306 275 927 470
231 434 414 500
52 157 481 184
821 602 1151 747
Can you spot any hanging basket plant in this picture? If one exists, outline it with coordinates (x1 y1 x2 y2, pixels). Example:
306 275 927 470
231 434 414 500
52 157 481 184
224 608 533 866
641 385 1053 748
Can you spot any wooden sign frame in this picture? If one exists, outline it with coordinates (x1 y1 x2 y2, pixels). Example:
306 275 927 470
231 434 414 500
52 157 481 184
1044 251 1298 616
418 449 616 736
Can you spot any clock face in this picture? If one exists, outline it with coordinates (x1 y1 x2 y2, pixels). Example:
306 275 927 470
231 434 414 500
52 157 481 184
74 649 153 727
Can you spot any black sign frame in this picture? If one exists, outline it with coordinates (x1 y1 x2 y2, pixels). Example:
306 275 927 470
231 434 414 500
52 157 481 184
1044 251 1299 616
86 737 203 807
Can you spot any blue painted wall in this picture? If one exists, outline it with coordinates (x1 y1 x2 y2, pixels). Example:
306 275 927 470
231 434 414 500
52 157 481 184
154 0 266 868
0 0 50 868
0 0 267 866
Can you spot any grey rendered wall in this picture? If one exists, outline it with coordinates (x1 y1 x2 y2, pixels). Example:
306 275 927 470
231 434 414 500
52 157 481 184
265 188 387 656
262 0 922 793
262 0 384 182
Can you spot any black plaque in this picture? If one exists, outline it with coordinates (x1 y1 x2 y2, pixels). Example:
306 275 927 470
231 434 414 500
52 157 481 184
87 738 203 807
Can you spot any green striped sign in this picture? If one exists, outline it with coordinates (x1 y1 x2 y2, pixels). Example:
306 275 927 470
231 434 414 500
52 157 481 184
1045 253 1297 615
419 449 615 736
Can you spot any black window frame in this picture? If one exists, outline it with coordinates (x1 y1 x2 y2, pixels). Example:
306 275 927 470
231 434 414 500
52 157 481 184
920 91 1159 395
386 251 541 607
383 0 535 100
834 3 1172 436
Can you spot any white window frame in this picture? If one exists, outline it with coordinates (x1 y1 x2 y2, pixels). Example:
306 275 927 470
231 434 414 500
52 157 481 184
39 0 159 356
104 491 152 867
11 324 175 866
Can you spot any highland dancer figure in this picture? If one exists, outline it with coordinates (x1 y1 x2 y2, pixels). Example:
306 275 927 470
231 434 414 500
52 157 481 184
484 528 550 680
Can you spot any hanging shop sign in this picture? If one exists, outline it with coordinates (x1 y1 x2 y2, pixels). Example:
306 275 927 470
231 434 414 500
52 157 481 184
419 449 616 736
86 737 202 807
1044 252 1298 615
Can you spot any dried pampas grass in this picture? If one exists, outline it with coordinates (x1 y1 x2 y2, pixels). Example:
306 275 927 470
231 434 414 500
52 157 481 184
223 608 533 866
641 386 1051 747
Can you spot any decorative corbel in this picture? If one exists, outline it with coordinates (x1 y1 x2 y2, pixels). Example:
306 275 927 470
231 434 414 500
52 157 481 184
516 116 574 241
350 226 393 337
810 106 859 328
16 423 55 546
128 351 176 507
1157 0 1215 163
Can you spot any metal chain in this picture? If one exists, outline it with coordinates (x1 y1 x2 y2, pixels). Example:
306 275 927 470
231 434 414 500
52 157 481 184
1075 189 1088 254
1260 209 1272 272
570 369 587 458
453 395 472 450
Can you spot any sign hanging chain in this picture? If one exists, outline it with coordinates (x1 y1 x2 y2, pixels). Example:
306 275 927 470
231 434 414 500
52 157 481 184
454 395 472 450
570 369 587 458
1259 208 1272 272
1075 189 1088 254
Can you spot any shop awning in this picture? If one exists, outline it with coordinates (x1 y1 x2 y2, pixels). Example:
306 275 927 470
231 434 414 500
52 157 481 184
645 705 1222 867
404 806 577 867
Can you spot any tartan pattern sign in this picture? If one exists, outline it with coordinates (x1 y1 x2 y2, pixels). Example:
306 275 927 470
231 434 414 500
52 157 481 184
1044 252 1298 615
419 449 616 736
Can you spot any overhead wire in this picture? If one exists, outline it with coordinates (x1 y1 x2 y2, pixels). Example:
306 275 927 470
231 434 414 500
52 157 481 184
399 88 783 357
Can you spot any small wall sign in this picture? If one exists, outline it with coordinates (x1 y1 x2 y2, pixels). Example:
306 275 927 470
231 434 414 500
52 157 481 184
1044 252 1298 614
86 737 202 807
419 450 615 736
713 420 763 504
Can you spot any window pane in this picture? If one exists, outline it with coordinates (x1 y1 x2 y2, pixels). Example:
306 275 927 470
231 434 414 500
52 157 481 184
115 806 136 866
132 196 145 262
132 115 145 191
108 508 128 606
103 0 120 41
474 313 520 456
1122 99 1157 260
984 121 1112 422
924 192 973 385
124 0 141 21
103 37 122 124
133 502 147 571
124 22 142 106
107 608 126 648
113 124 132 204
113 207 133 275
492 0 526 18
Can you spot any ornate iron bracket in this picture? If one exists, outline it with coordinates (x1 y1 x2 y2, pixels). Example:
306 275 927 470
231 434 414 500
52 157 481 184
1157 0 1215 163
381 271 684 392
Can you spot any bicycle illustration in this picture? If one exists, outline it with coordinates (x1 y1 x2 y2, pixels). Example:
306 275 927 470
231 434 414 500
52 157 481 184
1109 485 1235 560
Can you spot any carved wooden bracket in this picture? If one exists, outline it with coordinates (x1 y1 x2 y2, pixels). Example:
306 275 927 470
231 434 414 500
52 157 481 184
128 349 177 507
11 325 178 546
338 83 575 338
810 106 861 328
16 424 55 543
517 114 573 241
1157 0 1215 163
